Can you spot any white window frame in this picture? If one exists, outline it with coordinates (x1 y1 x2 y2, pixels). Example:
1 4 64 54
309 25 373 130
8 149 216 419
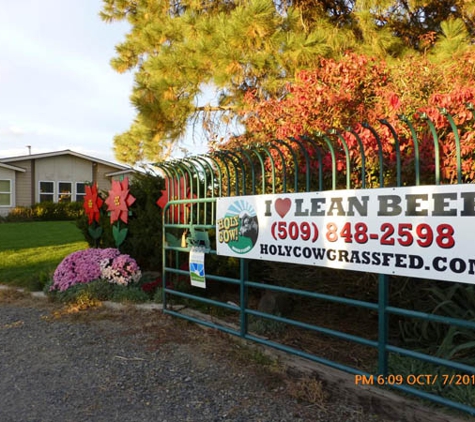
57 181 72 203
0 179 12 207
75 182 86 202
39 180 55 203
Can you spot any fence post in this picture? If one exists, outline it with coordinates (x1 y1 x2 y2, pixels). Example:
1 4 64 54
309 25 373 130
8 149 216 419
274 139 300 192
418 113 441 185
378 273 389 375
440 109 462 184
362 122 385 188
328 129 351 189
314 131 337 190
345 128 366 188
398 115 420 186
379 119 402 186
301 135 324 191
267 143 288 193
240 258 249 337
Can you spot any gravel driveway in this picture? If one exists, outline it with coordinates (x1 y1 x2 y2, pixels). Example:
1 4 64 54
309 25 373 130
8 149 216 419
0 291 393 422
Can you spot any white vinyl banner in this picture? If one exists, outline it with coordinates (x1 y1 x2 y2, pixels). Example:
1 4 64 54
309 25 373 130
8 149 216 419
216 185 475 284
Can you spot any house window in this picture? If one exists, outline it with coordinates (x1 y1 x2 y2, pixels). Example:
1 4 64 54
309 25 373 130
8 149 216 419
39 181 54 203
75 182 86 202
58 182 72 203
0 179 11 206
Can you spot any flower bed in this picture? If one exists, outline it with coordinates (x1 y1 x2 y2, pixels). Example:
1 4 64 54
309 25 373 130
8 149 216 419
50 248 142 292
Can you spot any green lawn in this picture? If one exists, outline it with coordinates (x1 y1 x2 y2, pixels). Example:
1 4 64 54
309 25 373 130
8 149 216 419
0 221 88 290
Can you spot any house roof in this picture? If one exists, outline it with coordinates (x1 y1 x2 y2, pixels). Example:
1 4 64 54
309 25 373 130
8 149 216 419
0 149 130 171
0 162 26 172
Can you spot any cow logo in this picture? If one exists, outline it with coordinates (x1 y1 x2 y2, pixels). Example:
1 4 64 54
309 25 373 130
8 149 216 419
217 200 259 254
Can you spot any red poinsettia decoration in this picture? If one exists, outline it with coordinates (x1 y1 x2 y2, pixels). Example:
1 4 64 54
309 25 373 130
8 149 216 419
83 183 103 224
105 178 136 224
156 176 196 223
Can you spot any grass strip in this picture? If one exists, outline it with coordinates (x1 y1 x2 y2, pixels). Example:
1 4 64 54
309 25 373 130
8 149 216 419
0 221 88 290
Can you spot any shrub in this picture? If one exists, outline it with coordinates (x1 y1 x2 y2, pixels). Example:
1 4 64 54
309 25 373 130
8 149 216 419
231 52 475 188
50 248 141 292
45 278 148 304
76 211 114 248
141 277 161 294
388 354 475 408
110 285 150 303
33 201 84 221
398 282 475 364
2 202 84 222
45 279 111 304
121 172 164 270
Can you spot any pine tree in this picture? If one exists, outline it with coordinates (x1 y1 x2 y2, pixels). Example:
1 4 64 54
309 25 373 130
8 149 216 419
101 0 474 164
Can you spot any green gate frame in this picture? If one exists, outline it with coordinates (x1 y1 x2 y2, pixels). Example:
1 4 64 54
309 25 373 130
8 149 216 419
154 111 475 417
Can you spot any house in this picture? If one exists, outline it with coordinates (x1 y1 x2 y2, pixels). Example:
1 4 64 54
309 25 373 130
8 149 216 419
0 150 135 216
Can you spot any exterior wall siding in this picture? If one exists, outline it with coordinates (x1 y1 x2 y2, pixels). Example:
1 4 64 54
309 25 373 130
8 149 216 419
10 160 32 207
95 163 122 192
35 156 93 202
0 167 15 216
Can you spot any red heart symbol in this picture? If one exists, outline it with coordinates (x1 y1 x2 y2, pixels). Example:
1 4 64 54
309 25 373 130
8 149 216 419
275 198 291 218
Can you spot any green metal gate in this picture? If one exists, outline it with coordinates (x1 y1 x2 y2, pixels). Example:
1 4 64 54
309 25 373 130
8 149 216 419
154 113 475 417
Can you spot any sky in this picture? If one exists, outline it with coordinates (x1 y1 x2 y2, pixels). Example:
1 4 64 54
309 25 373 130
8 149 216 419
0 0 138 164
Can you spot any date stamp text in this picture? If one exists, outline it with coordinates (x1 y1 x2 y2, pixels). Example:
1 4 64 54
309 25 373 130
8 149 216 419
355 374 475 387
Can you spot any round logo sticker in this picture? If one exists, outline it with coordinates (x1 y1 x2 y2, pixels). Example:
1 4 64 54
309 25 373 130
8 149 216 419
219 200 259 254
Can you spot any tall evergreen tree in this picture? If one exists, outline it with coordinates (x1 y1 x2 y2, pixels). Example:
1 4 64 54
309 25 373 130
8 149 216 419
101 0 474 164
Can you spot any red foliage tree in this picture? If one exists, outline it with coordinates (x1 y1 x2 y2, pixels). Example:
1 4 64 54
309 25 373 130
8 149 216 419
223 52 475 187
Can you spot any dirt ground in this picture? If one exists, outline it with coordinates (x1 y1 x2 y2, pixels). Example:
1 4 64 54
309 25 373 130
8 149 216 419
1 287 468 422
